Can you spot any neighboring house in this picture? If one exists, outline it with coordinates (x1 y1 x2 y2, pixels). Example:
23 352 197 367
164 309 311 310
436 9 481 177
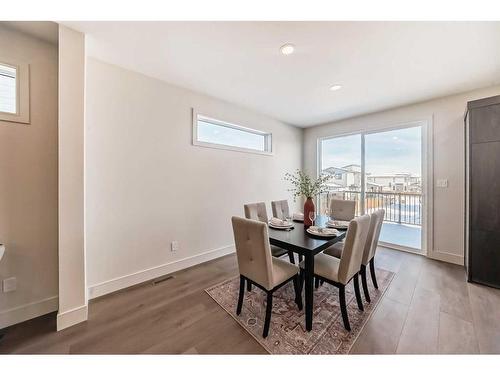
366 173 421 193
323 164 361 191
323 166 421 193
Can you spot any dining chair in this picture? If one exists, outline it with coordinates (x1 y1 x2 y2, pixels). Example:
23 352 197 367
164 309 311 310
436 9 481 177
231 216 303 338
300 214 371 331
323 209 385 303
244 202 292 268
271 199 290 220
315 198 356 281
271 200 303 265
329 199 356 221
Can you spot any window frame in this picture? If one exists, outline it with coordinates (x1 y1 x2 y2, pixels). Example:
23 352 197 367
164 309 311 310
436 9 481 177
0 59 30 124
192 109 273 156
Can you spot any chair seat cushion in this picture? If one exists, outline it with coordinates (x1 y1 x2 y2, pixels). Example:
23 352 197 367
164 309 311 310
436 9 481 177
272 257 299 288
299 253 341 284
270 245 288 258
323 242 343 258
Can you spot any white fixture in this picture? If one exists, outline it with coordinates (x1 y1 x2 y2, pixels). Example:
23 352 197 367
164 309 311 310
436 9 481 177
171 241 179 252
3 277 16 293
329 84 342 91
0 244 4 261
436 179 448 188
280 43 295 55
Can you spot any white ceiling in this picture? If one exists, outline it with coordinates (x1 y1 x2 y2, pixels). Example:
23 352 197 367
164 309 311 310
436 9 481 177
64 21 500 127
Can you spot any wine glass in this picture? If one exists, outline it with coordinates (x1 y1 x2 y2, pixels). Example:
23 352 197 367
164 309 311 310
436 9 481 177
308 211 316 227
325 207 331 224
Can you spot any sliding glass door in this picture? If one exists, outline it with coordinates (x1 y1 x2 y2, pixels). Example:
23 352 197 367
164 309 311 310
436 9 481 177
319 124 424 252
319 133 362 216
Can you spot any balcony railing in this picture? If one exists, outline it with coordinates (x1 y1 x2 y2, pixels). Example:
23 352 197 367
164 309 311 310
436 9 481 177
319 190 422 226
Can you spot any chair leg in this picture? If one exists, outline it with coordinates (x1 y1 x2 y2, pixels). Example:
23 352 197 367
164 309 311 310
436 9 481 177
353 273 364 311
298 254 303 263
370 258 379 289
288 251 295 264
315 277 320 289
236 275 245 315
292 275 303 310
360 265 371 303
263 292 273 338
247 279 252 292
339 285 351 331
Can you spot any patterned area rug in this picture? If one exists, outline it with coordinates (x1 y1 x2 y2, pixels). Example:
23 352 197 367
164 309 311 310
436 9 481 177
206 268 394 354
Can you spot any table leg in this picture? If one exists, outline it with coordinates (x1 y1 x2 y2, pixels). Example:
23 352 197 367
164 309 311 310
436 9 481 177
304 253 314 331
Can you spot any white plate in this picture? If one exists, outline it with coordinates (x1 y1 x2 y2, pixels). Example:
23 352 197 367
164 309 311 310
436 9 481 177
269 222 293 229
306 227 340 237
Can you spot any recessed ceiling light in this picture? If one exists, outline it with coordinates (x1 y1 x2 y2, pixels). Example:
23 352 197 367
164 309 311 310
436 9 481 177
330 84 342 91
280 43 295 55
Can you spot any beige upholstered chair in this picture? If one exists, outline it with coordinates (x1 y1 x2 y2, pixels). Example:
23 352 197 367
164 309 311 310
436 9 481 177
270 200 302 264
244 202 269 223
300 214 371 331
317 198 356 270
244 202 289 264
329 199 356 221
323 209 385 303
271 200 290 220
231 216 302 338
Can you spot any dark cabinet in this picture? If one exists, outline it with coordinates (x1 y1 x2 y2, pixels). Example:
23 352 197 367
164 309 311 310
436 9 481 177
465 95 500 288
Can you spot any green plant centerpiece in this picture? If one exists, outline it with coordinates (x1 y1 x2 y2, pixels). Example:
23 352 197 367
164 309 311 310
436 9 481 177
285 170 333 227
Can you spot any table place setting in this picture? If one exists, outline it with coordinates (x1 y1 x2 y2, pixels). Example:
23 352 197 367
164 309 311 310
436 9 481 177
292 212 304 222
268 217 294 230
306 225 340 238
325 219 350 229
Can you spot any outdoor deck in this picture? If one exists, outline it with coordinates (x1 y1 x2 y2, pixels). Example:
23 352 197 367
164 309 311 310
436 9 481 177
379 222 421 250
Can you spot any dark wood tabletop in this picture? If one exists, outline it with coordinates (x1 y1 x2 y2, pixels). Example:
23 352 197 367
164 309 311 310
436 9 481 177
268 214 348 332
268 215 347 255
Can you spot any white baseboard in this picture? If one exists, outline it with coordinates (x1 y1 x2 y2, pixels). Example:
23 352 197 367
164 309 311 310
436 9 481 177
428 250 464 266
0 295 58 329
87 244 235 300
57 304 88 331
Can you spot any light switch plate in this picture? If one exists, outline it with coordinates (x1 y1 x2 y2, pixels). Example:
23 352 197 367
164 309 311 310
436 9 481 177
3 277 16 293
437 179 448 188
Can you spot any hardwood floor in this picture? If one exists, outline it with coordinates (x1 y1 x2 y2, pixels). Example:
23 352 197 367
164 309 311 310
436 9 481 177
1 248 499 354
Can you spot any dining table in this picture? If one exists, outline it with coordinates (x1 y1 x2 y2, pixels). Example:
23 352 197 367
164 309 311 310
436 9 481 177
268 215 347 331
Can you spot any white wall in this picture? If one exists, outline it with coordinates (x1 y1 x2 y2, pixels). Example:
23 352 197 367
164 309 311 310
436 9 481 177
304 85 500 264
0 26 58 328
57 26 87 330
85 58 303 298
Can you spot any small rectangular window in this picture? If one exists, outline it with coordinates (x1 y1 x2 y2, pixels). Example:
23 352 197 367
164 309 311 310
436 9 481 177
193 112 272 155
0 60 29 124
0 63 17 114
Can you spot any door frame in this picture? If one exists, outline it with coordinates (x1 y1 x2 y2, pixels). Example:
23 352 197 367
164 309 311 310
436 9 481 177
316 117 434 257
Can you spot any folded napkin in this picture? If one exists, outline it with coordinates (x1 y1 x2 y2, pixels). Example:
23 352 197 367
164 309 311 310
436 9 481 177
292 212 304 221
327 220 350 227
309 226 339 236
269 217 290 226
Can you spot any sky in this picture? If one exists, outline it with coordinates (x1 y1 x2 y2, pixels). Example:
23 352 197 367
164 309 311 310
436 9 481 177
197 119 266 151
321 126 422 175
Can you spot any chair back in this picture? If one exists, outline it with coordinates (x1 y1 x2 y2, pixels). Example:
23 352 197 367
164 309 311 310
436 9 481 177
231 216 274 290
338 214 371 284
244 202 268 223
362 209 385 266
271 200 290 219
330 199 356 221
